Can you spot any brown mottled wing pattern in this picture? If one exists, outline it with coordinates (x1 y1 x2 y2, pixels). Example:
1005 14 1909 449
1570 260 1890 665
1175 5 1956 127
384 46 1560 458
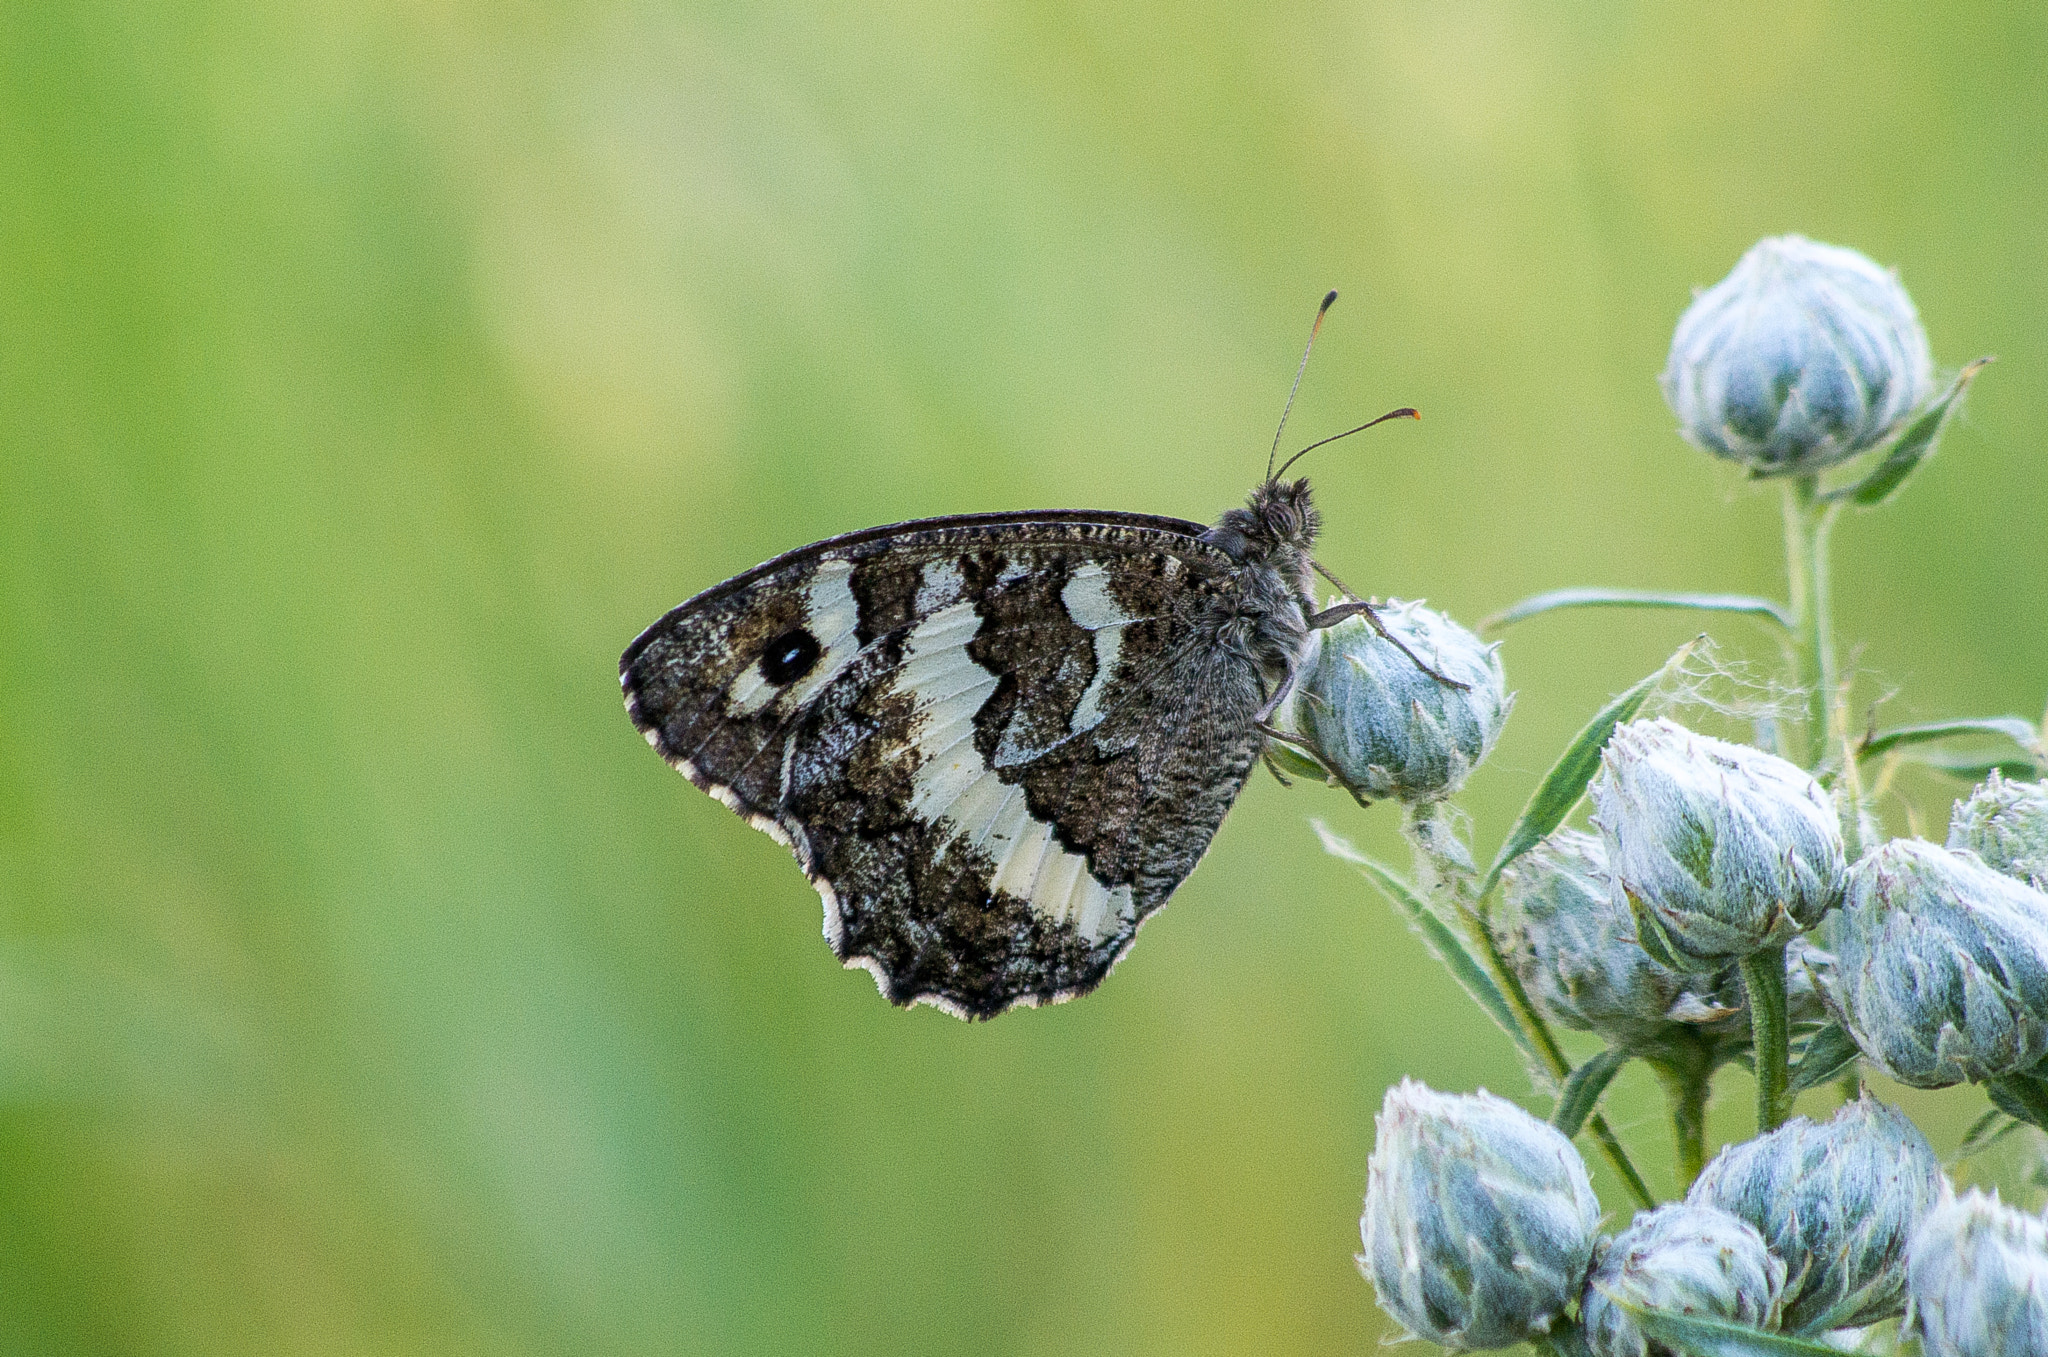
620 511 1272 1018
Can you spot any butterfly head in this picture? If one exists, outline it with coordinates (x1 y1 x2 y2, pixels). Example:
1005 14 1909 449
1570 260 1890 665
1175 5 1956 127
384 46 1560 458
1200 476 1320 594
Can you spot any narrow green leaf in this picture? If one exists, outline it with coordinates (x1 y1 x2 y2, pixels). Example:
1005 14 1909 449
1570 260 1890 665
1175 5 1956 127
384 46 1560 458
1313 822 1532 1061
1552 1047 1628 1138
1479 639 1698 897
1956 1108 2023 1162
1858 716 2045 762
1839 357 1993 508
1891 750 2043 782
1481 588 1792 634
1612 1300 1856 1357
1787 1023 1860 1094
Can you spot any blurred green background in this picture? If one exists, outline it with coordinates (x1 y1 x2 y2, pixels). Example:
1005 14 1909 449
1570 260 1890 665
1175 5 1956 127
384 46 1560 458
4 1 2045 1352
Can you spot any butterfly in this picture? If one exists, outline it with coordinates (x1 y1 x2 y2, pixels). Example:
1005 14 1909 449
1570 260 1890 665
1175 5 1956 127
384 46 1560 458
621 294 1441 1018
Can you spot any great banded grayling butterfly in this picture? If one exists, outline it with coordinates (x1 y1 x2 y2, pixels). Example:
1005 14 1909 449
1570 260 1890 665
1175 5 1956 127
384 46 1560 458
622 293 1444 1018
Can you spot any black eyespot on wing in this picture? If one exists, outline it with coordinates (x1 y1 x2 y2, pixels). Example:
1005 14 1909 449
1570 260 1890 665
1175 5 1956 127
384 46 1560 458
760 628 821 685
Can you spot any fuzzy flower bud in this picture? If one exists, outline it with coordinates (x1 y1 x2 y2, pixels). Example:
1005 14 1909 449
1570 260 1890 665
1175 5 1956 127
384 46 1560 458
1826 838 2048 1088
1501 830 1736 1054
1271 600 1510 804
1579 1202 1787 1357
1359 1080 1600 1350
1949 772 2048 893
1590 719 1845 968
1906 1189 2048 1357
1662 234 1934 476
1688 1095 1944 1333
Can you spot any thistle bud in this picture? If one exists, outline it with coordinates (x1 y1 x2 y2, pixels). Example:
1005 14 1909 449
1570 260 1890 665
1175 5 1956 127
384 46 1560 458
1590 719 1845 968
1906 1189 2048 1357
1661 234 1934 476
1579 1202 1787 1357
1949 772 2048 893
1271 600 1510 804
1827 838 2048 1088
1359 1080 1601 1350
1688 1095 1944 1333
1500 830 1736 1055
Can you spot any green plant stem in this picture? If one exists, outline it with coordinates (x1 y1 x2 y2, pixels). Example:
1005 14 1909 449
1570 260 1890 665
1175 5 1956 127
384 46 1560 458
1782 477 1838 765
1783 477 1871 851
1741 943 1792 1131
1404 808 1657 1210
1649 1044 1713 1191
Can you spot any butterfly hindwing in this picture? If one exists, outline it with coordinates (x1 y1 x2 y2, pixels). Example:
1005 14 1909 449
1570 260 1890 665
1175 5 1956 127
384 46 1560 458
621 512 1273 1018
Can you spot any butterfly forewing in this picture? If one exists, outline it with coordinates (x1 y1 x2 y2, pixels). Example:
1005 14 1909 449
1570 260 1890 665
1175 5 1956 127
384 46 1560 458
622 513 1273 1018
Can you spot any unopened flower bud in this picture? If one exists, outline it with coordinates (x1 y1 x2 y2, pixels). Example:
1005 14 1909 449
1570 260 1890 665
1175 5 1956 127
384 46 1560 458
1501 830 1734 1054
1360 1080 1600 1350
1662 235 1934 476
1272 600 1510 804
1591 720 1845 968
1906 1189 2048 1357
1689 1095 1943 1333
1827 838 2048 1088
1580 1202 1787 1357
1949 772 2048 893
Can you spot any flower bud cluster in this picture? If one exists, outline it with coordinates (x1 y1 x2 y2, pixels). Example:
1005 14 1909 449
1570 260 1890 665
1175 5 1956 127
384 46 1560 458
1824 837 2048 1087
1500 830 1733 1056
1271 600 1510 804
1578 1202 1785 1357
1662 234 1934 476
1949 772 2048 893
1905 1189 2048 1357
1498 830 1831 1062
1689 1096 1944 1333
1359 1081 1600 1350
1359 1084 1946 1352
1589 719 1844 969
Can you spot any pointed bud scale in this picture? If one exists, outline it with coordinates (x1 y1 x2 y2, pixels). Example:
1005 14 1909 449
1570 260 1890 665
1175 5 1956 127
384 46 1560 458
1359 1080 1601 1350
1688 1096 1944 1333
1590 720 1845 968
1949 772 2048 893
1579 1202 1787 1357
1827 838 2048 1088
1906 1189 2048 1357
1271 600 1511 804
1662 235 1934 476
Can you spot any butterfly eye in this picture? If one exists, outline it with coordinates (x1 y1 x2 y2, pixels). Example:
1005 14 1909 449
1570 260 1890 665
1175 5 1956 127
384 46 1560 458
759 628 822 685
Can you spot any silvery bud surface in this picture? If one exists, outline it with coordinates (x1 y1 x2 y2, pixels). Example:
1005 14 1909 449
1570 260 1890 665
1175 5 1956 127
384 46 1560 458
1688 1095 1943 1333
1661 234 1934 476
1270 600 1510 804
1501 830 1735 1053
1827 838 2048 1088
1906 1189 2048 1357
1591 719 1845 968
1580 1202 1787 1357
1949 772 2048 893
1359 1080 1600 1350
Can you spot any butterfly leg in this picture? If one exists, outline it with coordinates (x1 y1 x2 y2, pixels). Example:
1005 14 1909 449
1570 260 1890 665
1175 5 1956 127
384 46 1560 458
1252 661 1347 784
1304 592 1471 692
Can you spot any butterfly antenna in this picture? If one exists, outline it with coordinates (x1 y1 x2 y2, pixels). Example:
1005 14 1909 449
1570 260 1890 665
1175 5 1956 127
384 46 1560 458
1272 406 1419 481
1266 290 1339 483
